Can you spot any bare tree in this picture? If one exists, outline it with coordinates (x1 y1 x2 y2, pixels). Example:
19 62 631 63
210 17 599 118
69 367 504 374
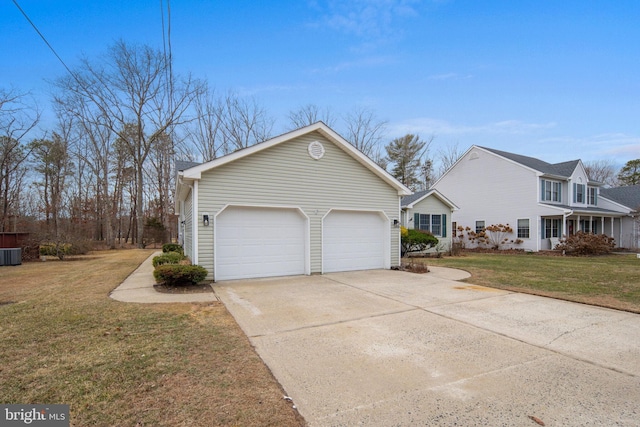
584 159 619 187
0 88 40 232
219 92 274 151
436 142 463 179
342 106 387 157
54 40 204 247
181 86 227 162
288 104 336 129
30 132 73 239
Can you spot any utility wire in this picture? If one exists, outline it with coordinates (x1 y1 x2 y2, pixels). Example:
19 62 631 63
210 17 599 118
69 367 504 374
12 0 77 80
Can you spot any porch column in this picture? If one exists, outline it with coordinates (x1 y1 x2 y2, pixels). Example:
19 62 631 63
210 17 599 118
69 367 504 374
611 217 614 237
577 215 581 232
601 216 604 235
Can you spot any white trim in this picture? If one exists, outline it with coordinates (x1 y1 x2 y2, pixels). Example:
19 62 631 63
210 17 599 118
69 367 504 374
403 189 459 210
321 208 391 273
192 180 199 264
213 204 311 281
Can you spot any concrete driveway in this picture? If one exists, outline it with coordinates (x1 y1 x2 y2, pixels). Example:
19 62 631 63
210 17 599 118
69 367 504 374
214 269 640 426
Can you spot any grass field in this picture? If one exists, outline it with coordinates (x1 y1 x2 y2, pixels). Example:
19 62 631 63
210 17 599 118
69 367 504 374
420 252 640 313
0 250 304 427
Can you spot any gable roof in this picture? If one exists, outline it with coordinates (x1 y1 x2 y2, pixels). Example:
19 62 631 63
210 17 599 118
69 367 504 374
401 189 458 210
175 160 201 172
600 185 640 211
479 146 581 178
178 121 411 195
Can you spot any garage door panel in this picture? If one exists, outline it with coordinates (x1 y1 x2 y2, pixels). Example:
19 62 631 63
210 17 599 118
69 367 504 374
216 207 306 280
323 210 387 273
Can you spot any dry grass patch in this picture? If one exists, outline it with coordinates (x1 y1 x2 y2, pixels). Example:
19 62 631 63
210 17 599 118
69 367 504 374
0 250 304 426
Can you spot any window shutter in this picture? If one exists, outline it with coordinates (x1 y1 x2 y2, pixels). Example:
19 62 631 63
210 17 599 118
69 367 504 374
541 180 546 200
558 183 562 202
594 190 598 205
414 213 420 229
542 219 546 239
573 183 577 203
442 214 447 237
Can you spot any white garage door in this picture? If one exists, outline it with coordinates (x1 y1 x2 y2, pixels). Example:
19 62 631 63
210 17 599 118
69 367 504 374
216 206 307 280
323 210 388 273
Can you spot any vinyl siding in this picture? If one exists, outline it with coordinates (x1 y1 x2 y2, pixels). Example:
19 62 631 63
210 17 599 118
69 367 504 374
433 147 546 251
406 196 453 250
195 131 401 277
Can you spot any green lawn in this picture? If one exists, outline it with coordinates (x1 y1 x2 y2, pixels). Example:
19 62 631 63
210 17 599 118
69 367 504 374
0 250 304 427
420 252 640 313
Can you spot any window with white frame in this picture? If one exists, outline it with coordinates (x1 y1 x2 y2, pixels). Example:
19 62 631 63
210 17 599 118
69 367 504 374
543 218 561 238
414 213 447 237
517 219 530 238
587 187 598 205
541 179 562 202
573 183 585 203
475 220 485 234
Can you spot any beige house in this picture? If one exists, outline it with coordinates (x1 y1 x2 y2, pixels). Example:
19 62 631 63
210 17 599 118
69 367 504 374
401 189 458 251
175 122 411 281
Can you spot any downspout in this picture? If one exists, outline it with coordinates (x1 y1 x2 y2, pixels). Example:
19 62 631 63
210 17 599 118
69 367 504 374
192 180 199 264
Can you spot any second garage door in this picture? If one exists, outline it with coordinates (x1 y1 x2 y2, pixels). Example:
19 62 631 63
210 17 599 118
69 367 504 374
322 210 388 273
215 206 307 281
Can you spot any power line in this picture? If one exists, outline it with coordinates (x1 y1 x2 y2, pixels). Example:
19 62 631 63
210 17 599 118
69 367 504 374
12 0 76 80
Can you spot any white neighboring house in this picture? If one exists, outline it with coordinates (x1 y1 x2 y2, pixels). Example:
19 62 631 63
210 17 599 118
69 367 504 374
175 122 411 281
401 189 458 252
433 146 636 251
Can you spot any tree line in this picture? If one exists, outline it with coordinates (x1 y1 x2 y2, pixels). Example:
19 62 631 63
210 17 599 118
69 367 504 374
2 41 638 249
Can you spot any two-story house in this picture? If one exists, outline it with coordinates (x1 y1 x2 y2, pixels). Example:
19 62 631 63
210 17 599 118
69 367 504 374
433 146 633 251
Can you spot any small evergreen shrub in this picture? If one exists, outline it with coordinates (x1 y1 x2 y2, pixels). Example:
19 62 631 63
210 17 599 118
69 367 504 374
556 232 615 255
153 264 208 286
162 243 184 255
152 252 185 267
401 228 439 256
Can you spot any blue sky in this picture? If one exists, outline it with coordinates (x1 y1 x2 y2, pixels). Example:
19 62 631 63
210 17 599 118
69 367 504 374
2 0 639 166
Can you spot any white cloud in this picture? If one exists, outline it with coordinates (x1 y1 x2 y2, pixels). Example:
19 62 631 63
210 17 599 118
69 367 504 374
540 133 640 161
427 73 473 80
309 55 396 73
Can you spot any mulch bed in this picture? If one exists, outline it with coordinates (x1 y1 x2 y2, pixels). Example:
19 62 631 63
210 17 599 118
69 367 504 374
153 283 214 294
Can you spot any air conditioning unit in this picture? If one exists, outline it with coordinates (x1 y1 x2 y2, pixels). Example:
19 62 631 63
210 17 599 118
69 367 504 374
0 248 22 266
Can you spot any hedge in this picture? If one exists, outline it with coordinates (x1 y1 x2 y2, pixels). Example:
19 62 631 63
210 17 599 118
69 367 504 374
153 264 208 286
162 243 184 255
152 252 185 267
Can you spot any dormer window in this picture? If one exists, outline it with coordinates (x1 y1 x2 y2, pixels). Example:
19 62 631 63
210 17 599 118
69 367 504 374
573 183 585 204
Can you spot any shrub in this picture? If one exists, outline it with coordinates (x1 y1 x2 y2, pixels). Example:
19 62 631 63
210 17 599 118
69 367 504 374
401 228 439 256
153 264 208 286
455 224 523 250
555 232 615 255
152 252 185 267
162 243 184 255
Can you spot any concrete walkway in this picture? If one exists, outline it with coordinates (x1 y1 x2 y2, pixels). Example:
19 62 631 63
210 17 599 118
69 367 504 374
109 251 217 303
215 269 640 426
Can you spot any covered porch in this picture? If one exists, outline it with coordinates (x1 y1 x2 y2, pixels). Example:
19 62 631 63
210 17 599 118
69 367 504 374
540 208 625 250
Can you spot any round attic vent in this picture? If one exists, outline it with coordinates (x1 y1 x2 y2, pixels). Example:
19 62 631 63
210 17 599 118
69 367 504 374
308 141 325 160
